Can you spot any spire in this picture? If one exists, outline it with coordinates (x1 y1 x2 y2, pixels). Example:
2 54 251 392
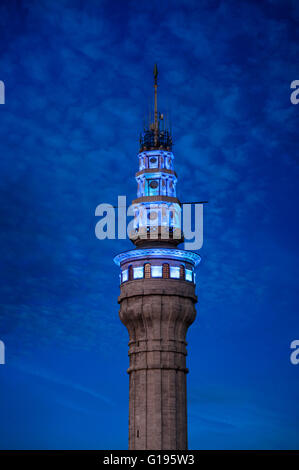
154 64 158 145
139 65 173 151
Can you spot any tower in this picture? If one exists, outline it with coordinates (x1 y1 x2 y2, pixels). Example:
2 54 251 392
114 65 201 450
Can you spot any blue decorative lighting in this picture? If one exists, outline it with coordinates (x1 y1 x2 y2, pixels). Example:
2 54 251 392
133 266 143 279
114 248 201 268
114 102 201 287
132 200 181 230
151 266 162 277
170 266 180 279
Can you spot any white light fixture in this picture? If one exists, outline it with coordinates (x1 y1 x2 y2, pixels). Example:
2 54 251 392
170 266 180 279
151 266 162 278
133 266 143 279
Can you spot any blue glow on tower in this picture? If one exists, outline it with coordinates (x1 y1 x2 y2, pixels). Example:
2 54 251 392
114 65 200 283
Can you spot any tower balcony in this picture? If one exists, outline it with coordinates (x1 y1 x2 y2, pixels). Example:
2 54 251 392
132 195 180 205
114 247 201 285
129 225 183 247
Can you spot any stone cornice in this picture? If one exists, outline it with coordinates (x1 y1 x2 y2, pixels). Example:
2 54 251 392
118 278 198 303
131 195 181 205
135 168 177 178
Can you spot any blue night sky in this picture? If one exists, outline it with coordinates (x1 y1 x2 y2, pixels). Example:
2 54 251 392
0 0 298 450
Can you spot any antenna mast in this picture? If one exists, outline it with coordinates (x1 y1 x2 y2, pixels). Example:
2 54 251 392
153 64 158 146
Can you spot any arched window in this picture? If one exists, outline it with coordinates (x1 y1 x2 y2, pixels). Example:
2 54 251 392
180 265 185 280
128 265 133 281
162 263 170 279
144 263 151 279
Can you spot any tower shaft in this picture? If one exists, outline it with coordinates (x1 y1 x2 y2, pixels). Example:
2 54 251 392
119 279 197 450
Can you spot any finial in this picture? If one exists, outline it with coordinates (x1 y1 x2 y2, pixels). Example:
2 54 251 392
153 64 158 84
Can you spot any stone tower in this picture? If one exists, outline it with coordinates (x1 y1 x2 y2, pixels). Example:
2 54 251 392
114 65 200 450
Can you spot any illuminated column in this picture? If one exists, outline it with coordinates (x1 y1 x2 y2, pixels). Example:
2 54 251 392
114 65 201 450
115 252 199 450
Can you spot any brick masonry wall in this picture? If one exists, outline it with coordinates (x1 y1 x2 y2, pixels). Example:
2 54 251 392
118 279 197 450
